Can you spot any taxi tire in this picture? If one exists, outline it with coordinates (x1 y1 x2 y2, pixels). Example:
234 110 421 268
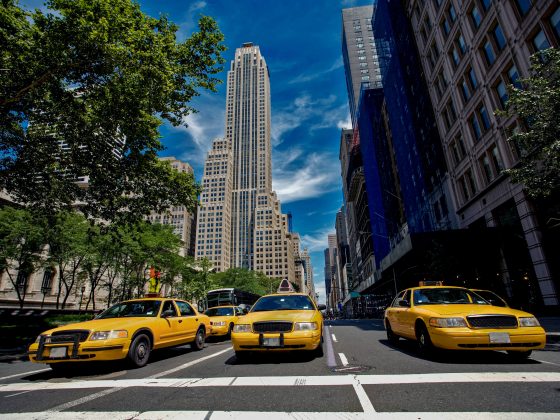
385 320 399 345
314 339 324 357
191 327 205 351
128 334 151 368
416 324 434 358
507 350 532 360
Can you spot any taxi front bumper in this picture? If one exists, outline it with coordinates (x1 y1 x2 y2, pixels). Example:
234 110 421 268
28 336 130 364
232 330 321 352
429 326 546 351
210 324 230 336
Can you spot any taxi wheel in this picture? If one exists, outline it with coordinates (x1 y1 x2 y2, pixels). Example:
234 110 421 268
507 350 532 360
385 321 399 345
416 324 434 358
128 334 151 368
191 327 205 351
314 337 324 357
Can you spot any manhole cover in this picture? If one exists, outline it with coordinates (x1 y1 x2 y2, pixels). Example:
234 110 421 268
331 364 371 373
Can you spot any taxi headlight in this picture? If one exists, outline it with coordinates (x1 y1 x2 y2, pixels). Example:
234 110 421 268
429 317 467 328
212 321 227 327
294 322 318 331
233 324 251 333
518 317 540 327
90 330 128 340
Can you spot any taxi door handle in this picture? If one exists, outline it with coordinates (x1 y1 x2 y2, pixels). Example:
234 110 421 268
195 318 198 321
178 320 183 323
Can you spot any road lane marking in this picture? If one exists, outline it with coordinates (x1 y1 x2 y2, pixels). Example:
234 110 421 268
42 346 232 412
534 359 560 367
331 334 338 342
4 390 31 398
352 376 376 414
338 353 349 366
3 371 560 393
0 368 50 381
4 411 560 419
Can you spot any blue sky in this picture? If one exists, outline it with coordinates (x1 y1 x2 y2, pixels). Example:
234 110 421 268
22 0 374 303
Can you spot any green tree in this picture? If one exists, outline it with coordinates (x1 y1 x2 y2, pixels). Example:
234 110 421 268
500 48 560 199
213 268 281 296
1 0 226 225
46 210 91 309
0 207 46 308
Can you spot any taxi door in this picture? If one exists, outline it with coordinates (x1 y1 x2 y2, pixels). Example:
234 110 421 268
398 290 418 339
155 300 186 347
175 300 199 343
386 291 405 335
391 290 412 337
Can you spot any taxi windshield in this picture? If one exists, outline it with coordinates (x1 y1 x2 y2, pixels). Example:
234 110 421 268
205 307 234 316
251 295 315 312
96 300 162 318
413 288 488 305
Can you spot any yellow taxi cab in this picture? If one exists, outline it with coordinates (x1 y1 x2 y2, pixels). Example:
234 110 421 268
205 305 245 337
28 297 211 370
231 292 326 360
384 286 546 359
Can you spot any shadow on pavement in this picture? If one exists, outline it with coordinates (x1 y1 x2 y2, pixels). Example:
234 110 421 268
379 338 542 365
225 350 320 366
325 319 385 331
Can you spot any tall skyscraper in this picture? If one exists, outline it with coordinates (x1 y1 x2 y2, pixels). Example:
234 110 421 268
196 43 298 284
342 5 381 121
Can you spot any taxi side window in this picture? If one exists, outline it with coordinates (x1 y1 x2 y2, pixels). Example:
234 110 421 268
161 300 178 317
176 301 195 316
403 290 411 304
392 291 406 307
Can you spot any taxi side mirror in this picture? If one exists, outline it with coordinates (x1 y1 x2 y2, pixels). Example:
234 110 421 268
398 299 410 307
317 304 327 311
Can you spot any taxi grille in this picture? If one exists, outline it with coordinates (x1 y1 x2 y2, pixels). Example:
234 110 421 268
466 315 517 329
50 330 91 342
252 321 292 333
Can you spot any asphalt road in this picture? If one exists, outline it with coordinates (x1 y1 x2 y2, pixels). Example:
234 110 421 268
1 319 560 419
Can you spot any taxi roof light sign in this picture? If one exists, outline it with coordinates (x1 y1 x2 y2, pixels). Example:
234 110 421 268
277 278 295 293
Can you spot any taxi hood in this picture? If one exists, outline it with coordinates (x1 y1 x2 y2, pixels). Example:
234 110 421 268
42 317 153 335
244 310 317 323
415 304 534 317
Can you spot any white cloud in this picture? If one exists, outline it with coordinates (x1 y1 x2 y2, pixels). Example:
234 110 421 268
165 94 225 163
272 152 340 203
288 58 344 85
271 93 343 145
336 111 352 130
314 281 326 304
177 1 207 41
301 226 335 253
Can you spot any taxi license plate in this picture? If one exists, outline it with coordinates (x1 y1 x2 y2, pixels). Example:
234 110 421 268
262 337 281 347
489 332 510 344
49 347 67 358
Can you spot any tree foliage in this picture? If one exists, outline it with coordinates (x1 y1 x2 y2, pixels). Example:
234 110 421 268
0 0 226 225
501 48 560 199
212 268 281 296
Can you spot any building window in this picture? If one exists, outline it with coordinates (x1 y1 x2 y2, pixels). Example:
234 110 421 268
483 39 496 66
479 105 491 130
507 64 520 87
450 136 467 164
468 67 478 89
481 0 491 11
532 29 551 51
495 80 508 108
492 24 507 51
551 6 560 40
41 268 54 293
514 0 533 16
16 270 28 292
441 18 451 37
448 4 457 23
470 6 482 29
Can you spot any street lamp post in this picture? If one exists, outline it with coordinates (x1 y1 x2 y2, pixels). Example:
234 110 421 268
79 286 86 313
